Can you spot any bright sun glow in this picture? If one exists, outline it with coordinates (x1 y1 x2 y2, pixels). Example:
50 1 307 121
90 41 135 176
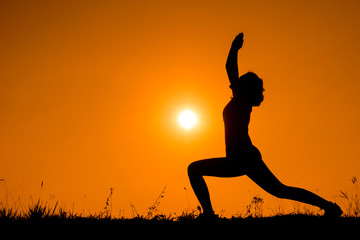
178 109 198 130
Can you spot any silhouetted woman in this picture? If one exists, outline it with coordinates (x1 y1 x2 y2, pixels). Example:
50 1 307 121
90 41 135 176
188 33 342 218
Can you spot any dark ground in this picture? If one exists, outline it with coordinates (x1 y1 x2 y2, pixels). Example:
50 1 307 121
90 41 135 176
1 215 359 237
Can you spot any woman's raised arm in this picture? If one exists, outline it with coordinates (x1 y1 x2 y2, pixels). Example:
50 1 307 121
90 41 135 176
226 33 244 84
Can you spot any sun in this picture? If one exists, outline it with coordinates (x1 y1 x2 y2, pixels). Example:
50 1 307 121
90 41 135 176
178 109 198 130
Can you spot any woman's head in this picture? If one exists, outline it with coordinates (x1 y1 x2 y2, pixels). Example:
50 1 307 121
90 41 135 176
230 72 264 106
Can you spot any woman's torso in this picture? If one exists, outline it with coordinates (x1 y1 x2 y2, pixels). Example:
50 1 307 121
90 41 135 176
223 98 253 156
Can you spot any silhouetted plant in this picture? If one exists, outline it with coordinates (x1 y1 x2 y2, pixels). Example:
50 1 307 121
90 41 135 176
129 202 140 218
27 200 47 221
151 213 174 222
101 187 114 219
244 195 264 218
0 207 17 221
339 177 360 217
176 209 199 222
145 184 167 219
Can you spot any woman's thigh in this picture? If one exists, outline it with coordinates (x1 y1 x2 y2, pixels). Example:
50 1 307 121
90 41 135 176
189 157 246 178
246 157 284 193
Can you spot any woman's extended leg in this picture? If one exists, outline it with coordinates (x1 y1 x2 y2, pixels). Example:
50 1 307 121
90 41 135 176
246 157 331 210
187 158 245 215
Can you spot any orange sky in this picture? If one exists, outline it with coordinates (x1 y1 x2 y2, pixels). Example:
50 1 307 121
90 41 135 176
1 0 360 217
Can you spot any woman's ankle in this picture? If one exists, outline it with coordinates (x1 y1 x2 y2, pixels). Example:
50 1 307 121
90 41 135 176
202 210 215 216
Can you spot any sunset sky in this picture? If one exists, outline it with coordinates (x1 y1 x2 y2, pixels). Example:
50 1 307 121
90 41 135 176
1 0 360 217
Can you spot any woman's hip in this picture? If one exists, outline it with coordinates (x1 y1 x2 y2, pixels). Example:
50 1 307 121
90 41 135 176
226 145 262 159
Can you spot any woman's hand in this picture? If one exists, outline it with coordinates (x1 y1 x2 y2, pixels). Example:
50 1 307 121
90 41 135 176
232 32 244 50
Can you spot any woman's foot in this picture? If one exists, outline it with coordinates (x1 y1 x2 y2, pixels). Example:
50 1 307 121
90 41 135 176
196 211 219 222
324 202 343 217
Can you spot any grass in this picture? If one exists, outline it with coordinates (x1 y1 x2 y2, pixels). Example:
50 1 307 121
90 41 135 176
1 178 360 226
1 206 359 227
1 197 359 226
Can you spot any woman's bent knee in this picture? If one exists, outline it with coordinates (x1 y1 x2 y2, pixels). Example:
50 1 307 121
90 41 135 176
187 161 200 177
